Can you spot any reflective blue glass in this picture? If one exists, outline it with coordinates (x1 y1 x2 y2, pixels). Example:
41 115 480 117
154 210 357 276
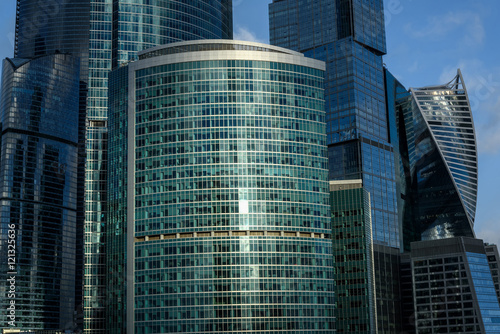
269 1 400 332
0 54 80 330
467 252 500 333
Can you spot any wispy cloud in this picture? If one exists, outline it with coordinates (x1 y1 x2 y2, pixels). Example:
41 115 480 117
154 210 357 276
233 26 265 43
405 11 485 47
476 219 500 246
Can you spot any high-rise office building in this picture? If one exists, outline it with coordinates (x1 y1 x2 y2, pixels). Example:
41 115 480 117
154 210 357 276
393 70 477 250
9 0 233 331
485 244 500 305
0 54 80 330
15 1 91 323
330 180 377 333
409 237 500 333
86 1 233 331
269 1 401 332
108 39 336 333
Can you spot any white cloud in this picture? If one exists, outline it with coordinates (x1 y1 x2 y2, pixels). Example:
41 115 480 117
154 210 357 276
233 26 265 43
406 11 485 47
476 220 500 246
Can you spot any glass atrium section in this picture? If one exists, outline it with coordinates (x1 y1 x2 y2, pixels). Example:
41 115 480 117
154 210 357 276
330 180 376 333
0 54 80 331
109 40 335 333
396 70 476 249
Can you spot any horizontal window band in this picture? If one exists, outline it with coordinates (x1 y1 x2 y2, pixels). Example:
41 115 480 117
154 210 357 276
135 230 331 243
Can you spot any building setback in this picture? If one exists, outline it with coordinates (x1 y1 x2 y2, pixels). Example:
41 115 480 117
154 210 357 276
108 39 336 333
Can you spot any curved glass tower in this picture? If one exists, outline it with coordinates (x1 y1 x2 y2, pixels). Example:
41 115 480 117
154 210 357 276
0 54 80 331
397 69 477 249
109 40 335 333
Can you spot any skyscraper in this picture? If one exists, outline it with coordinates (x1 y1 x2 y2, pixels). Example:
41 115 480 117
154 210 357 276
269 1 401 331
86 2 233 330
15 1 91 324
9 0 233 331
408 237 500 333
394 70 477 250
330 180 377 333
108 39 336 333
0 53 81 330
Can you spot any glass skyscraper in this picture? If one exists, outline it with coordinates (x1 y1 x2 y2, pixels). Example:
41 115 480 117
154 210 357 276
394 70 477 250
409 237 500 333
108 39 335 333
269 1 401 332
86 1 233 330
330 180 377 333
0 54 81 331
10 0 233 331
269 0 396 249
15 1 91 324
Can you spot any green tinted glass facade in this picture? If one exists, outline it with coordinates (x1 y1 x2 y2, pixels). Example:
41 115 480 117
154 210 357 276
109 40 335 333
85 1 233 331
330 180 376 333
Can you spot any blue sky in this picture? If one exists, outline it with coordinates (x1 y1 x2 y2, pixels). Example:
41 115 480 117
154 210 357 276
0 0 499 244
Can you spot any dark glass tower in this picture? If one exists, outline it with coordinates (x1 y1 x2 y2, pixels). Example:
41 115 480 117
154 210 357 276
409 237 500 333
270 1 401 332
109 39 335 333
0 54 80 331
15 1 91 326
270 0 396 247
393 70 477 250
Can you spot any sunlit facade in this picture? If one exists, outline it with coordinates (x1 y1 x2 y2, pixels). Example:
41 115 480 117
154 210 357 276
109 39 335 333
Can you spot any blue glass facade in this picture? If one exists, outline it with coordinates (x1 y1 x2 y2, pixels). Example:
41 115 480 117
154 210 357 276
467 252 500 333
109 40 335 333
15 1 91 323
0 54 80 330
270 1 401 332
269 0 398 248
